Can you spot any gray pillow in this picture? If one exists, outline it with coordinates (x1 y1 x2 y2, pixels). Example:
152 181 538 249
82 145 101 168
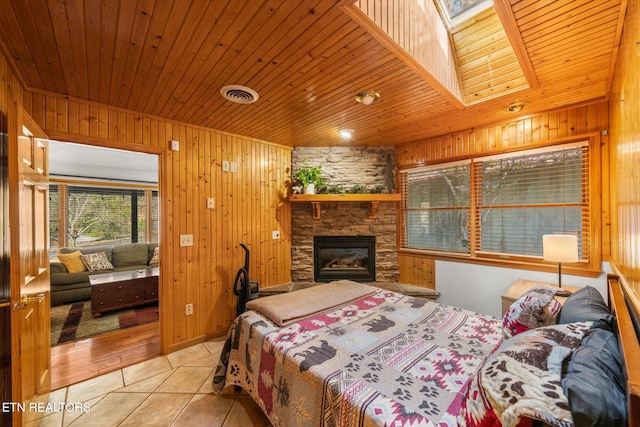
561 328 626 426
557 286 614 331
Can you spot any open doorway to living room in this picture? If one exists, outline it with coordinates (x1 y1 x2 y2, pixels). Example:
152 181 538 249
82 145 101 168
47 141 160 388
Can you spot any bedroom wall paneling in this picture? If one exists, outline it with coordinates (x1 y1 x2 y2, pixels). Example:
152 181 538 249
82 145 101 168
396 102 610 289
397 252 436 289
21 89 293 353
609 0 640 303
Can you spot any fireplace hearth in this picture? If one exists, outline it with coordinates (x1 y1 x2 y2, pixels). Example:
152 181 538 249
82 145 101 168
314 236 375 282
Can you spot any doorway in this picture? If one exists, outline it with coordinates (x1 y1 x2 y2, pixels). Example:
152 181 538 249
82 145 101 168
48 141 161 388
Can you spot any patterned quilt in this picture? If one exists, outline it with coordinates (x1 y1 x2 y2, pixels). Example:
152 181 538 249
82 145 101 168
213 287 503 427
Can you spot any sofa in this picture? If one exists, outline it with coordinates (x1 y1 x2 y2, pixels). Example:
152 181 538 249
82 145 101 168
50 242 158 305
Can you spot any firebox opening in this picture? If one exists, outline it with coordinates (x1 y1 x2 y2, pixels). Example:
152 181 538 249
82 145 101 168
314 235 375 282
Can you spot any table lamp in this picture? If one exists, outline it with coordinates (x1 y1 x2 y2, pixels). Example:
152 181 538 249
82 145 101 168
542 234 578 297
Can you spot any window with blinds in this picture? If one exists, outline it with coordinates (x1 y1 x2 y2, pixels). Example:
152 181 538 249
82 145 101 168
400 161 471 253
400 142 590 263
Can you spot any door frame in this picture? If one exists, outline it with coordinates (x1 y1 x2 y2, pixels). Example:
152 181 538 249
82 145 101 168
45 137 165 357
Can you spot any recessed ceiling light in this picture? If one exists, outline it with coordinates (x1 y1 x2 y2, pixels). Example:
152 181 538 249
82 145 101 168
355 91 380 105
339 129 354 139
505 102 527 113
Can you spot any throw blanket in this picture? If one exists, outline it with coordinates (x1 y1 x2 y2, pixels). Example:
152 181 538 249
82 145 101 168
213 286 502 426
246 280 376 326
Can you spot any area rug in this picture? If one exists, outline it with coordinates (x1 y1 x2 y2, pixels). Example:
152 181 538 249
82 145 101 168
50 301 158 346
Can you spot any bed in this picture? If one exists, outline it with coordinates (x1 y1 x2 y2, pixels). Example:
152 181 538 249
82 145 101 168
213 277 640 427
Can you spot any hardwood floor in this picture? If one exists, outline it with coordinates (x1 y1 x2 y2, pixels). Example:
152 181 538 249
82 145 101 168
50 321 160 390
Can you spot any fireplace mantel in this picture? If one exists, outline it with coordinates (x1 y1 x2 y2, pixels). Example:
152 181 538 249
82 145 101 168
289 194 401 219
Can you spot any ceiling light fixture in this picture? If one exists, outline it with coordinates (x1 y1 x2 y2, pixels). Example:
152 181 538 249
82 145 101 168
355 91 380 105
505 102 527 113
339 128 354 139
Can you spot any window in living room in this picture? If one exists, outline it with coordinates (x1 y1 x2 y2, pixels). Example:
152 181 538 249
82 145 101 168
48 140 159 254
399 141 593 270
49 185 158 253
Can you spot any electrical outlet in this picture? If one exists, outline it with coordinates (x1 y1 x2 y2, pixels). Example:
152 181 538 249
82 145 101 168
207 197 215 209
180 234 193 246
272 230 280 240
185 303 193 316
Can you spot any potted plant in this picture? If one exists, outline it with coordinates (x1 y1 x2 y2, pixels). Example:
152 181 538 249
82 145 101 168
294 163 323 194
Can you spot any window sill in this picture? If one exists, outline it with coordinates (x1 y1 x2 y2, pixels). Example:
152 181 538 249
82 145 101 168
398 248 602 278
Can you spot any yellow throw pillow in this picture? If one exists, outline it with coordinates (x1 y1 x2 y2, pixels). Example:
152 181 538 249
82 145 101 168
57 251 87 273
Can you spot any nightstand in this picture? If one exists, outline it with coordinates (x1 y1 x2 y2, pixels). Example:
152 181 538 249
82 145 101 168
501 279 580 315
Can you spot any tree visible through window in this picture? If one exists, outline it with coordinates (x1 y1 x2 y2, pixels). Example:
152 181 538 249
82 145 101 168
400 142 590 263
403 161 470 253
50 185 158 254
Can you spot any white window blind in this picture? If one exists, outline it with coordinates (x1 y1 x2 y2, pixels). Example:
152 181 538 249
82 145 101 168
400 142 590 263
474 144 588 259
400 161 471 253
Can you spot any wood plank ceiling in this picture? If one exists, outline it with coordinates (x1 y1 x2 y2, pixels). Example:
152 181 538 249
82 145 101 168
0 0 626 147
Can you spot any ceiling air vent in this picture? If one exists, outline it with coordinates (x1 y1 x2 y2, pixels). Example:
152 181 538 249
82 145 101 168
220 85 259 104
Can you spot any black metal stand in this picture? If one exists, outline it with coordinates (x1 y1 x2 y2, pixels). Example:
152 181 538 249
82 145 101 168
233 242 259 316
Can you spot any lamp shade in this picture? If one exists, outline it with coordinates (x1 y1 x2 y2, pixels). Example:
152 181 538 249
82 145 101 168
542 234 579 262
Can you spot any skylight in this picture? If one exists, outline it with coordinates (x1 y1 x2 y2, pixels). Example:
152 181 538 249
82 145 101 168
434 0 492 28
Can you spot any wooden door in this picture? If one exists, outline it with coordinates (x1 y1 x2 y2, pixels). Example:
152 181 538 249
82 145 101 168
9 105 50 426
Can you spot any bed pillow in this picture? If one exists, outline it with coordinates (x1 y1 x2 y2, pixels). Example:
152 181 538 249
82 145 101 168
557 286 614 331
57 250 87 273
80 251 114 271
561 328 626 426
502 286 561 339
460 321 592 427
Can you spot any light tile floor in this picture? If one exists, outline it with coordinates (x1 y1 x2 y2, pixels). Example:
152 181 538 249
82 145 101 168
37 337 272 427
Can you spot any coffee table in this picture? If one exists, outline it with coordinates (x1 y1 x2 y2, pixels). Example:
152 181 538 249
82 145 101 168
89 267 159 316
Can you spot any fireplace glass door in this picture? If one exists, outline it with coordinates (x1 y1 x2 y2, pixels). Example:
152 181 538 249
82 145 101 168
314 236 375 282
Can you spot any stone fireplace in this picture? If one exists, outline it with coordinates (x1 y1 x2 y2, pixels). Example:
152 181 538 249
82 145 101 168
291 146 399 283
314 235 376 282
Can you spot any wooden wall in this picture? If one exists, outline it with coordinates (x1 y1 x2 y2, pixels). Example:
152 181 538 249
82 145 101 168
20 89 292 353
396 101 611 288
352 0 463 105
609 0 640 301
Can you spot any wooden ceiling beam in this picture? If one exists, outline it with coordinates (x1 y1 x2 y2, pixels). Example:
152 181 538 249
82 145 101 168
493 0 539 89
343 2 465 110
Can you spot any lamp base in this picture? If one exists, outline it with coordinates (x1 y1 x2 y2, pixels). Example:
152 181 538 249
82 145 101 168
555 287 573 297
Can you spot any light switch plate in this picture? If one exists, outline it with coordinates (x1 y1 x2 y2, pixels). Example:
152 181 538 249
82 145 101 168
207 198 215 209
180 234 193 246
222 161 229 171
272 230 280 240
170 140 179 151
